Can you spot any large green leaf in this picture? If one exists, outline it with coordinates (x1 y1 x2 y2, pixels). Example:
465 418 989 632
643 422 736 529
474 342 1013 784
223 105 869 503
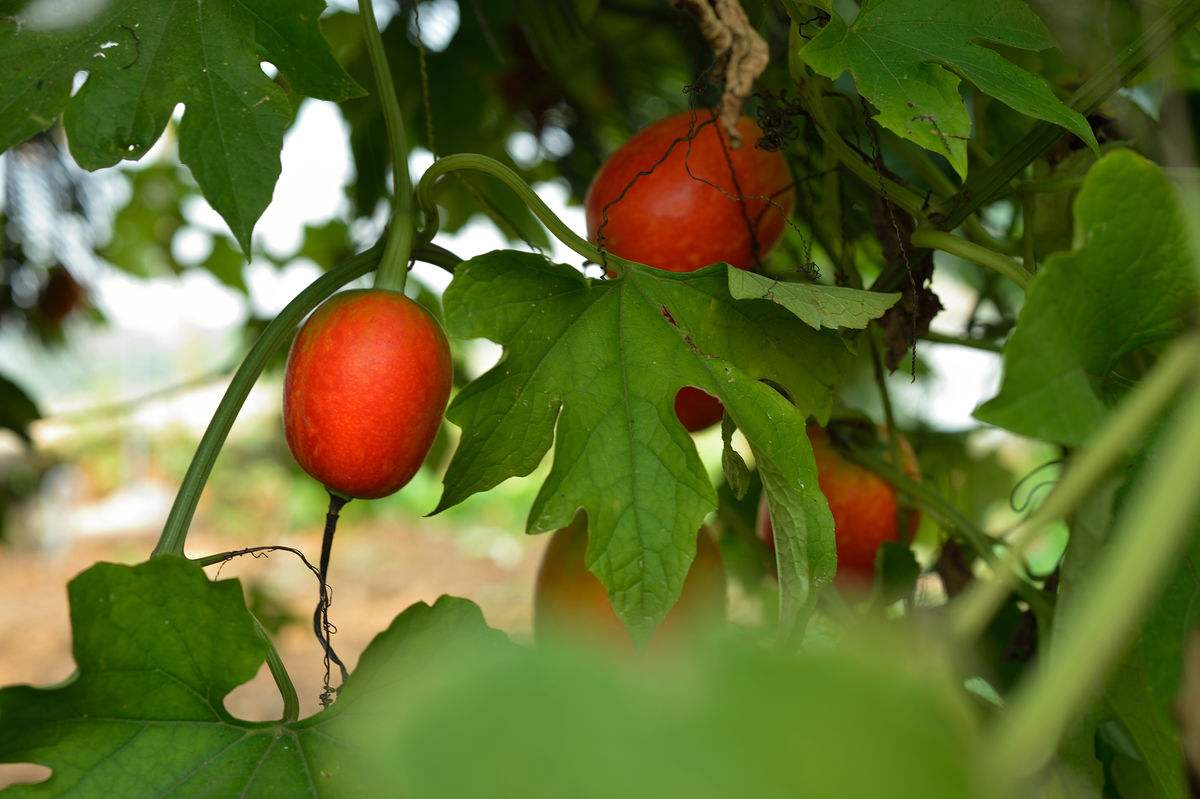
375 631 977 798
0 557 511 797
799 0 1096 178
438 253 851 637
0 1 362 251
976 150 1199 445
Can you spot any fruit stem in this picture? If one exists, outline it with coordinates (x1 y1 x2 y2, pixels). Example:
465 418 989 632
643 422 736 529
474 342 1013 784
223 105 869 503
315 492 351 708
987 369 1200 784
910 226 1032 291
949 333 1200 642
414 153 642 275
359 0 415 294
151 245 461 559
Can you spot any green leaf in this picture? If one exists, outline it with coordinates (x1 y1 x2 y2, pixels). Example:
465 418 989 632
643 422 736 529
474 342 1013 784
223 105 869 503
0 557 511 797
799 0 1097 178
438 253 850 637
0 1 362 251
976 151 1199 445
727 270 899 330
377 626 977 798
754 432 838 637
0 372 40 445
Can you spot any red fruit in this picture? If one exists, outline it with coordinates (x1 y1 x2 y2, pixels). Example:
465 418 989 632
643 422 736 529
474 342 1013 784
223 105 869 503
584 110 794 273
534 517 727 649
674 387 724 432
283 289 452 500
758 425 920 584
584 111 793 432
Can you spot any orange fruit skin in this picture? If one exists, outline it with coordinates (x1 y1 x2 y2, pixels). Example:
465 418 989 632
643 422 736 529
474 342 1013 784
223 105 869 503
533 517 727 649
757 426 920 584
283 289 452 500
584 111 793 433
584 111 794 273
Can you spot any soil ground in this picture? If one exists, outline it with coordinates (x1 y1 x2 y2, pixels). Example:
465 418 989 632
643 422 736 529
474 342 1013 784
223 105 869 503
0 522 547 789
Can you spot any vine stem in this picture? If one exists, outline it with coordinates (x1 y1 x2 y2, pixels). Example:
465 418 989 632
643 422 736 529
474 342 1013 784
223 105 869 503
950 333 1200 641
987 367 1200 782
151 244 461 559
891 137 1019 255
919 330 1003 353
910 226 1032 291
415 153 641 274
359 0 415 293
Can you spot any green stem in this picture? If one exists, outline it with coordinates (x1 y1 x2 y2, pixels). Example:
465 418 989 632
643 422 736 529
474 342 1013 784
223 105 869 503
939 0 1200 229
252 614 300 723
910 227 1032 291
415 153 640 273
950 333 1200 640
1013 168 1200 197
848 446 1053 623
988 373 1200 783
919 330 1003 353
963 216 1019 256
359 0 415 293
892 137 1019 255
1021 170 1037 273
151 245 461 558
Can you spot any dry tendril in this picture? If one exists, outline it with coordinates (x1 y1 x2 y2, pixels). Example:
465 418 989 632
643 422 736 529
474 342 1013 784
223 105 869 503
673 0 768 145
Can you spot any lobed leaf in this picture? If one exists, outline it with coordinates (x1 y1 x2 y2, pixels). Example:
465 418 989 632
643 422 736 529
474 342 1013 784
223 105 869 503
799 0 1096 178
438 253 850 637
0 0 362 251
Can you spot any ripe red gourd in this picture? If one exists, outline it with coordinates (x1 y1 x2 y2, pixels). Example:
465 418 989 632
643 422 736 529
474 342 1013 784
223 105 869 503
758 425 921 584
534 517 727 649
584 111 794 431
283 289 452 500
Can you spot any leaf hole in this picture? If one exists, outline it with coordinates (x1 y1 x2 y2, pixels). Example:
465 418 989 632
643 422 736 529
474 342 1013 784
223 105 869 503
0 764 51 790
222 660 285 722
